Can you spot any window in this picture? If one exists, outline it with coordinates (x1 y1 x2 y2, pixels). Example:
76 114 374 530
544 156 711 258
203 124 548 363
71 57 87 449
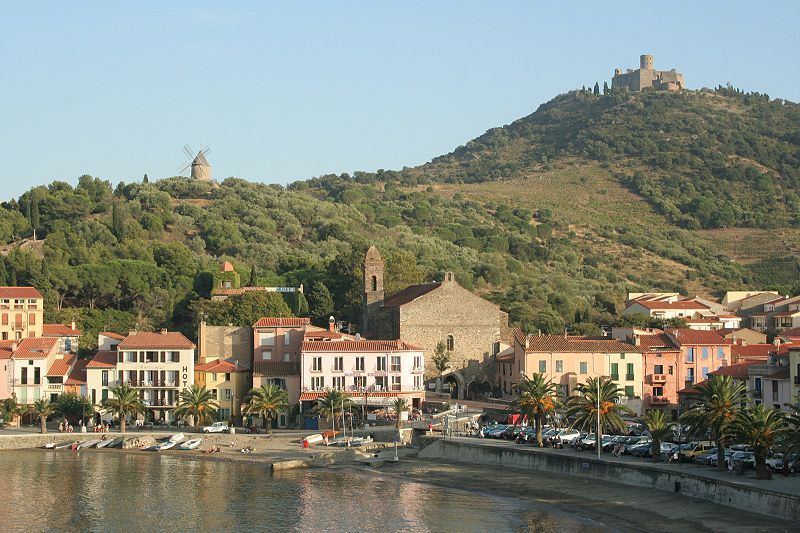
270 378 286 389
668 365 673 375
284 333 291 346
375 376 387 390
772 380 779 401
555 360 563 373
390 356 401 372
210 389 218 399
334 357 344 372
356 357 365 371
413 356 422 370
333 376 345 390
717 347 724 359
225 373 231 382
311 376 324 390
371 275 377 292
102 389 108 402
377 357 387 371
654 364 664 374
686 347 695 363
223 389 232 400
354 376 366 389
620 353 625 360
754 377 762 391
686 368 695 383
211 373 218 381
125 351 137 363
701 367 709 379
391 376 401 391
579 362 588 375
312 357 322 372
34 367 40 385
414 375 421 389
28 313 35 325
91 389 96 404
21 367 27 385
653 386 664 397
101 371 108 386
610 363 619 380
168 351 180 362
260 332 275 346
701 347 709 360
262 350 272 361
538 360 546 373
1 314 6 325
626 363 634 380
624 385 634 398
283 353 291 362
446 335 454 351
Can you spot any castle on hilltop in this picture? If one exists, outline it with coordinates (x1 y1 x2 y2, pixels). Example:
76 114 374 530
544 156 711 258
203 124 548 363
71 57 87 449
611 54 684 92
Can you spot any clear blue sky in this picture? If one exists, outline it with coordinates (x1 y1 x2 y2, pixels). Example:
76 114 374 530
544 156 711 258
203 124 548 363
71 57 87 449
2 1 798 199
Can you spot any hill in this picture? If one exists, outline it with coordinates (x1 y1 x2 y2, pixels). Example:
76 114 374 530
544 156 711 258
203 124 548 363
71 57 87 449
1 86 798 351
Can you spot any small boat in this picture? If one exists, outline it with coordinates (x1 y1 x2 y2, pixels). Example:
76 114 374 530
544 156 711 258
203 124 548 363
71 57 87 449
349 436 374 447
154 440 177 451
180 438 202 450
77 440 102 450
95 439 113 449
106 437 125 449
168 433 186 444
304 434 323 445
54 441 75 449
43 442 57 449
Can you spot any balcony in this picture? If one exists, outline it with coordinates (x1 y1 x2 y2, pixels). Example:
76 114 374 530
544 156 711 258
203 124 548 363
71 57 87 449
610 374 619 381
753 390 763 399
412 367 425 374
12 322 24 331
625 374 635 381
651 374 667 383
650 396 670 405
47 383 63 392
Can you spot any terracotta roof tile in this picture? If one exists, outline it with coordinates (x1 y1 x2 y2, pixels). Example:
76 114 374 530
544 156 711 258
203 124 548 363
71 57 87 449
731 343 793 360
47 354 77 377
11 338 58 359
99 331 126 341
0 340 14 359
0 286 43 299
253 317 310 328
65 359 89 385
195 358 246 373
523 335 640 354
42 323 82 336
665 329 729 346
86 351 118 369
381 283 441 308
629 299 709 310
299 391 419 401
117 331 195 350
636 333 678 352
253 361 301 376
301 340 421 352
708 362 757 380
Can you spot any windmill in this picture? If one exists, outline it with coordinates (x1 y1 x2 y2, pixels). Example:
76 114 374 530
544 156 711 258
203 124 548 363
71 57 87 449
179 145 212 181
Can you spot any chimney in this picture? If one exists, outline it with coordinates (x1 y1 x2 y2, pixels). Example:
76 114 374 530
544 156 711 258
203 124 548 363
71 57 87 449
11 341 18 352
70 320 76 331
160 328 168 335
128 329 137 336
633 335 641 347
328 316 336 333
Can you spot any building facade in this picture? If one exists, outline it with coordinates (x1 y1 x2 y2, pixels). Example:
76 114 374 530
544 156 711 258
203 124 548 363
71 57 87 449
611 54 684 92
194 359 248 423
0 287 44 341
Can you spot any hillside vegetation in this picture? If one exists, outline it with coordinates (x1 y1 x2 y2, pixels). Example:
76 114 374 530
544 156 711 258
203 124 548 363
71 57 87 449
1 86 798 352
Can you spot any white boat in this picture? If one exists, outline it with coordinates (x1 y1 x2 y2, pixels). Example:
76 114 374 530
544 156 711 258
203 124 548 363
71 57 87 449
95 439 113 449
43 442 57 449
168 433 186 444
304 433 323 445
349 436 374 447
77 440 102 450
154 440 177 451
54 441 75 449
180 438 202 450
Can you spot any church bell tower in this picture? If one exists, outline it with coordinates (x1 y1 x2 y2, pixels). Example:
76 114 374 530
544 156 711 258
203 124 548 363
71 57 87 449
362 245 385 337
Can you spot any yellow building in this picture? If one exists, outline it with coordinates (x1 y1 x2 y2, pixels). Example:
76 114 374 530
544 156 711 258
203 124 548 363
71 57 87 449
194 359 249 424
790 348 800 402
498 331 645 414
0 287 44 341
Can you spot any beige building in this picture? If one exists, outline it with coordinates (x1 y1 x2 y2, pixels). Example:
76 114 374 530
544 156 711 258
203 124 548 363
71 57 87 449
0 287 44 341
611 54 684 92
790 348 800 402
498 332 644 414
194 359 248 423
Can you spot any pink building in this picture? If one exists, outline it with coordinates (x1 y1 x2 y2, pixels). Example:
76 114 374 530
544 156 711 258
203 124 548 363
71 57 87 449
299 339 425 413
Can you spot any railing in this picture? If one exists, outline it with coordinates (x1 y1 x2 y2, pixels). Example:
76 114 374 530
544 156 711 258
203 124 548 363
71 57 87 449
412 367 425 374
753 390 763 399
610 374 619 380
625 374 635 381
651 373 667 383
651 396 670 404
47 384 63 391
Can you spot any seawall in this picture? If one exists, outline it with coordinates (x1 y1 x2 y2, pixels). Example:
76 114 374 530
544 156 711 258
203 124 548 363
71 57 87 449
419 439 800 522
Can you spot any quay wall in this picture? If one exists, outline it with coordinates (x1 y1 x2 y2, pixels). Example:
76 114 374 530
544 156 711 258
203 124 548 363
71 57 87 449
419 439 800 522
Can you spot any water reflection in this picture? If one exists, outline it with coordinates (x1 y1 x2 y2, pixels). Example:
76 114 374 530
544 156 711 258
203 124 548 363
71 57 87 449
0 450 599 532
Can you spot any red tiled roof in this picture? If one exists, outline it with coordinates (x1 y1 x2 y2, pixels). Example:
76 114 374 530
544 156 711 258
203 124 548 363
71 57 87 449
65 359 89 385
678 381 705 395
0 286 43 299
304 326 344 340
523 335 641 354
773 311 800 317
381 283 441 308
195 358 245 373
47 354 77 377
301 340 421 352
253 361 301 376
221 260 235 272
636 333 678 352
86 351 118 369
630 299 709 310
684 318 722 324
253 317 310 328
299 391 419 401
211 287 269 296
779 327 800 337
99 331 126 341
117 331 195 350
42 323 81 336
732 342 793 359
708 361 758 380
0 340 14 360
11 338 58 359
666 329 729 346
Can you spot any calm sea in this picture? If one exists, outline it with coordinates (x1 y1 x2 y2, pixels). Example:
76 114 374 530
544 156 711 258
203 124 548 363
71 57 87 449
0 450 602 532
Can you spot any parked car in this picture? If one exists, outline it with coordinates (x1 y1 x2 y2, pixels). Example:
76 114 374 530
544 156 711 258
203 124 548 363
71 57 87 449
484 425 509 438
623 436 652 454
731 451 756 469
630 442 676 458
602 435 627 452
709 449 734 467
766 453 799 473
202 421 229 433
696 448 727 466
683 442 715 462
554 429 581 444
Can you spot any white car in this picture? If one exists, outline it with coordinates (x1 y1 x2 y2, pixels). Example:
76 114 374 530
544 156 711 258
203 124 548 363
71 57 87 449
202 422 229 433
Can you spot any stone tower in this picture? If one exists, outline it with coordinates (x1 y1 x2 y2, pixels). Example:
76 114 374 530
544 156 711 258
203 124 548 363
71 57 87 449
362 245 385 336
191 150 212 181
640 54 654 70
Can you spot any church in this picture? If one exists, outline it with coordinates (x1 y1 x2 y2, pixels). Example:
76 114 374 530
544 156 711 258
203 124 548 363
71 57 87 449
361 246 509 400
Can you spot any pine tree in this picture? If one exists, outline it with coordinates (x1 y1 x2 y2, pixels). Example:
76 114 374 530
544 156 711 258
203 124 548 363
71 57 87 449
593 82 600 96
296 292 309 317
30 198 40 232
307 281 334 324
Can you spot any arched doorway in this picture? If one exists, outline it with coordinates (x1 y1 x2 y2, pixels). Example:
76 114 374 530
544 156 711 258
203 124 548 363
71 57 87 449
443 374 459 399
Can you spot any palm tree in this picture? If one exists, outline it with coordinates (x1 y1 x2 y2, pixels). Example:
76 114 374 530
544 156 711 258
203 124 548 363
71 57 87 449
243 384 289 434
392 397 408 429
26 399 56 434
101 383 145 433
729 404 786 479
641 410 674 462
566 376 632 446
679 375 746 470
508 374 556 447
173 384 219 428
315 389 353 430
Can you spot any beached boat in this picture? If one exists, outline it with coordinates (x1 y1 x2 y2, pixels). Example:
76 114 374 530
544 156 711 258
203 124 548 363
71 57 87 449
168 433 186 444
54 441 75 449
180 438 202 450
304 433 324 445
106 437 124 448
77 440 102 450
94 438 113 449
70 442 84 450
43 442 57 449
348 436 373 447
154 440 177 451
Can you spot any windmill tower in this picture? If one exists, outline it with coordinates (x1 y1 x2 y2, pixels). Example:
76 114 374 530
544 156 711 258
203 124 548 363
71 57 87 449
180 145 212 181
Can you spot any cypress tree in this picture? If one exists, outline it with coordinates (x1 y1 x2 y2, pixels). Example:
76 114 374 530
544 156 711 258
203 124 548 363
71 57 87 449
112 202 124 240
593 82 600 96
24 197 31 226
603 81 610 95
8 267 17 286
248 266 258 286
0 260 7 285
143 174 149 183
30 198 40 232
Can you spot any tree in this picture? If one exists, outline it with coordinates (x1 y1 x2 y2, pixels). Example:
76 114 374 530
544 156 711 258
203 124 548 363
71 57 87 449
173 384 219 428
307 281 334 325
0 260 6 285
248 266 258 286
243 384 289 433
26 399 56 433
432 340 451 393
679 375 747 470
641 409 673 462
143 174 149 183
729 404 786 479
566 376 633 442
227 291 292 326
55 393 95 426
508 374 556 446
603 81 610 95
314 389 353 430
30 197 40 233
392 397 408 429
111 202 125 241
101 383 146 433
593 82 600 96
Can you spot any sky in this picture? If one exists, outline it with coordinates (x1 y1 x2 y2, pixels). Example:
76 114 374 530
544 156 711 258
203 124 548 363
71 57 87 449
1 1 799 199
